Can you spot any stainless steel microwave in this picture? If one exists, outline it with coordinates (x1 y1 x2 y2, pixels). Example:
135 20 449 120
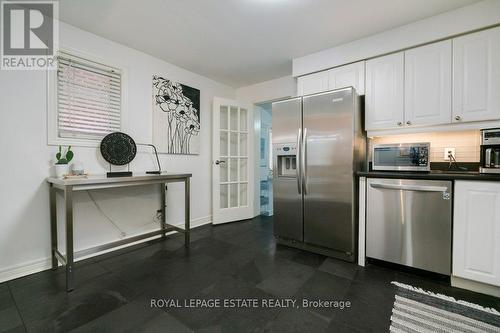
372 143 430 171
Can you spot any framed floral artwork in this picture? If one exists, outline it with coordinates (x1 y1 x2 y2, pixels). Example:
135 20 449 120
152 75 201 154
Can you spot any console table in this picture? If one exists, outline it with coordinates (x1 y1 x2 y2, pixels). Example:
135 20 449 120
46 173 192 292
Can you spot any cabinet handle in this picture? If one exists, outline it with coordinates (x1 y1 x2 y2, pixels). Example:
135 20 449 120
455 115 462 121
406 121 412 125
397 122 403 126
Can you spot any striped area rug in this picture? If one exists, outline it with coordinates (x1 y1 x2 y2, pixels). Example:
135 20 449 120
390 282 500 333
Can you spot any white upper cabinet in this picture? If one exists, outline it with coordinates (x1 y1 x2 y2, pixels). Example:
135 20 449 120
453 26 500 123
297 26 500 133
453 181 500 287
328 61 365 95
297 71 328 96
404 40 452 127
297 61 365 96
365 52 404 130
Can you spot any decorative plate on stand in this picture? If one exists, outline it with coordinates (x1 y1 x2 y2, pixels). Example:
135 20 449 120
100 132 137 177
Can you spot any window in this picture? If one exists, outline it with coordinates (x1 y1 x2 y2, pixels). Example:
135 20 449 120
55 51 122 142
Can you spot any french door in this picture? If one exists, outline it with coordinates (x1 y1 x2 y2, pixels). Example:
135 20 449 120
212 98 254 224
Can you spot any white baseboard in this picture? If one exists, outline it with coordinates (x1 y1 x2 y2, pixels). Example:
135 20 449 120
451 276 500 298
0 257 54 284
0 215 212 283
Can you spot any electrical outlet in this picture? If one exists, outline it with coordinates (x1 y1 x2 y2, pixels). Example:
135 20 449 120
444 148 455 161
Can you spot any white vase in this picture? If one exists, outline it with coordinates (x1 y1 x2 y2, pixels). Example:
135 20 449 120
55 164 69 178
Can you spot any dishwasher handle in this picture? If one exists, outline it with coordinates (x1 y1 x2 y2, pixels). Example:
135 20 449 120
369 182 448 192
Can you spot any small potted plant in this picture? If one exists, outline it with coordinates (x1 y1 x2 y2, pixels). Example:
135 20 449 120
55 146 74 178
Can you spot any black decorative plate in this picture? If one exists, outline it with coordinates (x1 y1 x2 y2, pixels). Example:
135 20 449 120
100 132 137 166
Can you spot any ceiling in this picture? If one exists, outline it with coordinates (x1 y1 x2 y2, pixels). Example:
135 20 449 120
59 0 480 88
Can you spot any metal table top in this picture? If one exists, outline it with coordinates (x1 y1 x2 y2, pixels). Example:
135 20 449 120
47 172 192 190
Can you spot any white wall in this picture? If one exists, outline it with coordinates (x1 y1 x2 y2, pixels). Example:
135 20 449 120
252 106 262 218
293 0 500 77
0 22 235 282
236 76 296 217
236 75 296 104
259 105 273 216
371 130 481 163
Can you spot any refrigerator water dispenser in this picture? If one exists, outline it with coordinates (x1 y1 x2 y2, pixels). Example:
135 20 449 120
274 144 297 177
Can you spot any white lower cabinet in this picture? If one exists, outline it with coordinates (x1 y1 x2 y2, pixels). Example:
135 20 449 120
453 181 500 286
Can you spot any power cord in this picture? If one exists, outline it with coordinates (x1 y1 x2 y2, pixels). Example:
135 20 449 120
87 191 126 237
87 191 162 238
447 152 468 171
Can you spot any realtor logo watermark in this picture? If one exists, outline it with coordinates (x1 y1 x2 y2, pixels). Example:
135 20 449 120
1 0 58 70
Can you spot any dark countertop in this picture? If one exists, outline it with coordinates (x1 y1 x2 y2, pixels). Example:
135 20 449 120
357 170 500 181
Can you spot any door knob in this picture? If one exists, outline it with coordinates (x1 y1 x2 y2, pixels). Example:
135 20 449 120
215 160 226 165
455 115 462 121
406 121 412 125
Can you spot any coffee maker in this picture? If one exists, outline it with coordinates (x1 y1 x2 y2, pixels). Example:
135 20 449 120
480 128 500 174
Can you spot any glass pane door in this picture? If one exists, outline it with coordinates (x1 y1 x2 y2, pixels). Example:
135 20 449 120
219 105 249 209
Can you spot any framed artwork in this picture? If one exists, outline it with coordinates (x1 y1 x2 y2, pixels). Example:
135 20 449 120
152 75 201 154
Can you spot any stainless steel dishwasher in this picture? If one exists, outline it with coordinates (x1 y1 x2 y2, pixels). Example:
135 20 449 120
366 178 452 275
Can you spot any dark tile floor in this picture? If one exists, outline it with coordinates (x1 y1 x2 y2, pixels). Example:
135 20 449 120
1 216 499 332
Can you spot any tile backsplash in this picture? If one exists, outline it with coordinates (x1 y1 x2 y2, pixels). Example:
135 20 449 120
370 130 480 162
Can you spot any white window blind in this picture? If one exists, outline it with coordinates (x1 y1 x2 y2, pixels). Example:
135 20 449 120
57 51 121 139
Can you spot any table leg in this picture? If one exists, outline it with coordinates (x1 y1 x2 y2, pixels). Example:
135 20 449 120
161 182 166 238
65 186 74 292
49 184 58 270
184 178 190 247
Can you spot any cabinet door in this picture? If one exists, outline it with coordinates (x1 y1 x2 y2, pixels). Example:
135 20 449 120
453 181 500 286
365 52 404 130
297 71 328 96
405 40 452 127
328 61 365 95
453 26 500 123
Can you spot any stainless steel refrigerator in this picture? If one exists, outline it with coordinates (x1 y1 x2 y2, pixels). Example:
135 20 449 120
272 87 365 262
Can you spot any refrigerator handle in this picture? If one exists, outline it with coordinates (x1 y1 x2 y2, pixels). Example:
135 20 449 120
296 128 302 194
302 127 308 195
